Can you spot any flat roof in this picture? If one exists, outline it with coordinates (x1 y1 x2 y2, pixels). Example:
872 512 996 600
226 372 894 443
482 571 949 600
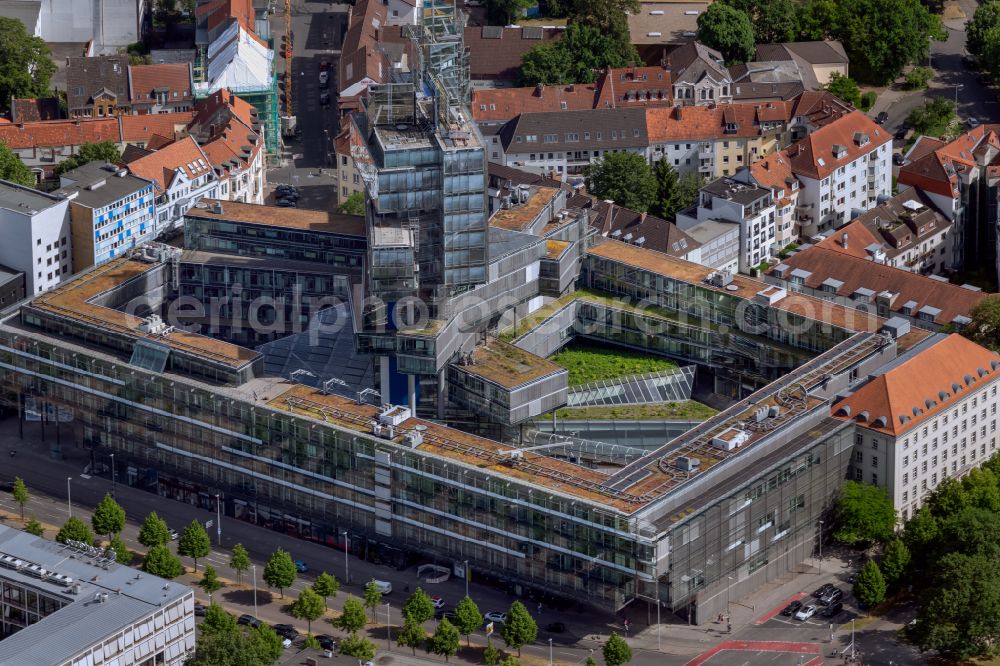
54 162 154 208
29 257 258 368
0 525 191 666
180 249 358 275
490 187 560 231
186 199 366 236
0 178 65 215
458 339 567 389
546 239 570 259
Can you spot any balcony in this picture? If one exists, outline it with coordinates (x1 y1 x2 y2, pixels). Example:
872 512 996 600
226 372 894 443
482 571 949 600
699 147 713 158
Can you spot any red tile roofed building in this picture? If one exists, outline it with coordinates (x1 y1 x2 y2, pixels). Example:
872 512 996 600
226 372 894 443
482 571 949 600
465 26 565 87
187 89 265 204
831 333 1000 519
124 136 219 234
0 118 123 184
120 112 194 147
338 0 390 112
128 63 195 115
196 0 256 46
472 84 598 126
593 66 673 109
734 149 799 249
10 98 61 123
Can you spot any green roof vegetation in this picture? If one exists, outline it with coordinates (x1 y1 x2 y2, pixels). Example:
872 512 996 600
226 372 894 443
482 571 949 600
550 340 678 386
554 401 718 421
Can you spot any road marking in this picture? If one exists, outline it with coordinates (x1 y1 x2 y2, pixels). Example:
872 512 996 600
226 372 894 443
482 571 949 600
753 591 809 625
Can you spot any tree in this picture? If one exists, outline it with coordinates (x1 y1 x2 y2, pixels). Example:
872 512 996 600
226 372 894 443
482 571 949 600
586 657 598 666
107 535 131 565
190 623 284 666
91 493 125 541
697 3 756 64
0 17 56 114
177 519 211 572
54 142 122 176
262 548 297 598
202 602 237 634
499 658 522 666
754 0 799 43
485 0 534 24
602 632 632 666
484 642 502 666
584 152 657 213
824 73 862 108
913 552 1000 660
312 571 340 609
904 66 934 89
880 538 911 586
23 516 43 537
336 191 365 216
340 633 377 664
853 560 887 609
142 544 184 579
397 619 426 655
796 0 840 41
832 480 896 545
453 595 484 646
429 618 460 662
335 594 367 634
0 143 34 187
964 295 1000 350
11 477 28 520
402 587 435 625
968 1 1000 60
835 0 943 84
137 512 171 548
290 586 326 634
363 579 383 623
56 516 94 545
229 543 251 585
518 43 573 86
570 0 641 39
198 565 224 602
650 161 701 221
500 600 537 657
251 624 285 664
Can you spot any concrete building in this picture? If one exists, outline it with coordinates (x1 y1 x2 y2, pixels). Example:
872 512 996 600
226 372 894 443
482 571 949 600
833 333 1000 522
0 179 71 295
754 41 849 88
26 0 146 52
0 524 194 665
55 161 156 271
0 266 25 308
676 178 777 273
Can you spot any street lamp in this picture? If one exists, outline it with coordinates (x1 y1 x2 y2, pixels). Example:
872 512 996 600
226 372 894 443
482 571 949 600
548 637 553 666
215 494 222 546
818 520 824 572
956 84 963 107
66 477 72 518
252 564 258 617
463 560 469 598
386 603 392 651
341 531 350 583
726 575 734 628
110 453 116 500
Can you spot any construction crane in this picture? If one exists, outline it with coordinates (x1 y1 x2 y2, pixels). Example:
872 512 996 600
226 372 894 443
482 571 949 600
284 0 293 117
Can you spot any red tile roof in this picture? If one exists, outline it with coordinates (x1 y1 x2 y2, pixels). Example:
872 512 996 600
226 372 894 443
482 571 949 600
472 84 597 122
898 126 1000 199
11 98 61 122
125 136 213 194
646 101 790 141
593 67 673 109
786 111 891 179
832 334 1000 436
128 63 193 106
464 26 564 82
120 112 194 143
197 0 254 32
747 149 796 205
0 118 122 150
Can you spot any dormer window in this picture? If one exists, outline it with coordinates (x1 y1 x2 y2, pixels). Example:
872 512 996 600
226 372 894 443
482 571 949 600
725 122 738 133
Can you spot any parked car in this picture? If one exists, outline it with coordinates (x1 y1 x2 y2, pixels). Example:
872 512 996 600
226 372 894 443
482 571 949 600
373 580 392 594
794 604 817 621
780 600 803 617
484 611 507 624
320 91 331 105
894 126 909 140
819 588 844 606
969 117 981 128
546 622 566 633
169 529 179 541
319 59 331 72
294 560 308 573
281 638 292 649
273 624 299 640
876 111 889 125
319 71 329 86
317 635 336 650
822 601 844 618
0 479 12 492
194 603 206 616
275 184 298 194
237 614 262 628
812 583 834 598
431 595 445 609
893 152 906 166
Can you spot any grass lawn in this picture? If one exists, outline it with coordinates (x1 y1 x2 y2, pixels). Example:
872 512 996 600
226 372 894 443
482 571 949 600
554 401 717 421
550 341 678 386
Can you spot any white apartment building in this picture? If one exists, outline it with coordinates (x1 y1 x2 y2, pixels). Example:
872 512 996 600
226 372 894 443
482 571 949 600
675 177 776 273
787 110 892 239
834 333 1000 522
733 150 799 251
0 179 71 295
0 525 195 665
126 136 219 235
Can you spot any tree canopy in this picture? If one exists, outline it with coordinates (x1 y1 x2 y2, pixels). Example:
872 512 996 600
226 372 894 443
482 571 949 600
290 586 325 634
56 516 94 545
340 634 376 663
0 17 55 114
397 619 426 655
23 516 43 537
602 632 632 666
967 2 1000 67
262 548 297 598
500 600 537 656
880 538 911 587
142 544 184 579
54 142 122 176
198 565 224 602
312 571 340 609
363 579 383 622
402 587 435 625
138 512 171 548
202 603 238 635
336 191 365 216
92 493 125 540
824 73 862 108
189 622 283 666
429 618 461 662
697 3 756 64
0 143 34 187
519 23 638 86
650 161 703 221
853 560 887 609
11 477 28 520
335 594 367 634
453 596 483 645
485 0 534 25
107 535 131 565
719 0 799 44
964 295 1000 350
229 543 251 584
832 480 896 545
584 152 657 213
177 519 211 572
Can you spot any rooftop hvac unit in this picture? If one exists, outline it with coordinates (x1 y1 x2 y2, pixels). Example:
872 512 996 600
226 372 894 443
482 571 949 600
675 456 700 471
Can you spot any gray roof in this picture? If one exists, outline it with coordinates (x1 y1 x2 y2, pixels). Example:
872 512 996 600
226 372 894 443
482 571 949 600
782 41 848 65
701 178 771 206
0 525 192 666
0 1 40 33
666 42 729 85
499 107 648 153
0 179 66 215
66 55 131 112
55 162 154 209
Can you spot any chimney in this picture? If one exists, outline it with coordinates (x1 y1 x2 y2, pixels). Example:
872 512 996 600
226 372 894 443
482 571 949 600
841 232 848 249
640 212 647 222
534 83 543 97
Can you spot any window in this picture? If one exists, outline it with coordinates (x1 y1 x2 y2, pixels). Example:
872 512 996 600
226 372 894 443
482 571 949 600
871 456 878 467
855 451 863 462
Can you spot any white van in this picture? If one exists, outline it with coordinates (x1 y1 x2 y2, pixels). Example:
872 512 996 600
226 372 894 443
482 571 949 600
372 580 392 594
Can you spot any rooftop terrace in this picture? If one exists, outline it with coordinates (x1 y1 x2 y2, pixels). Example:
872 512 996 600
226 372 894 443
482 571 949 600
186 199 366 236
491 186 560 232
27 256 258 369
457 339 567 389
